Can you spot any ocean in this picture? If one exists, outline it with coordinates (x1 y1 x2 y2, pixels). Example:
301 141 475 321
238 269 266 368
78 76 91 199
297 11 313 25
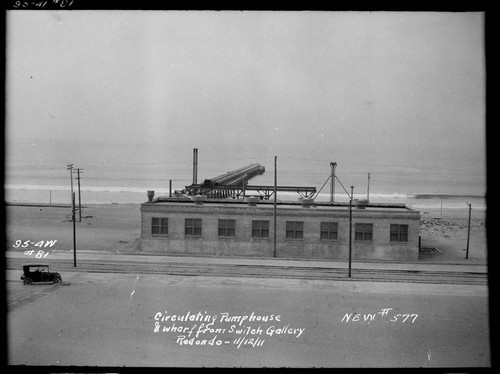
5 137 487 219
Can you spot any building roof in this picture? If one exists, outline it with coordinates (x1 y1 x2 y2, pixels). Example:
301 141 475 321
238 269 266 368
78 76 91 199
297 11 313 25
142 197 418 214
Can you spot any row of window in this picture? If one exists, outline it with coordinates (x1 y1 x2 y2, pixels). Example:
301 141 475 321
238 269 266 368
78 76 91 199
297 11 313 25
151 218 409 242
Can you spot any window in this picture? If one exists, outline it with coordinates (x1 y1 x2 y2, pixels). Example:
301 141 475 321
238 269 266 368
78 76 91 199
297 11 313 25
320 222 338 240
390 224 408 242
355 223 373 241
185 218 202 237
151 217 168 235
218 219 236 237
286 221 304 240
252 220 269 238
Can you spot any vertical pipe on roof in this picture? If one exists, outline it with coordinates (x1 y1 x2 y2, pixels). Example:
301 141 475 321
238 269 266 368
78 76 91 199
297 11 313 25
330 162 337 203
193 148 198 185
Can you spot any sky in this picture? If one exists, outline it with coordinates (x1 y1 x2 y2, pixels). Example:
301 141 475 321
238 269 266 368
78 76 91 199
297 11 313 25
5 11 485 173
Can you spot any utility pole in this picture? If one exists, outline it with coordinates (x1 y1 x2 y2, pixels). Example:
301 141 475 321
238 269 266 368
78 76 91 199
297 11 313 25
465 203 472 259
73 168 83 222
67 164 74 205
348 185 354 277
273 156 277 258
367 173 370 202
72 192 77 267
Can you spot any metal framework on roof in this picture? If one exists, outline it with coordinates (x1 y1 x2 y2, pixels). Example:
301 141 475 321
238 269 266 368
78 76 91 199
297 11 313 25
183 162 316 200
184 183 317 200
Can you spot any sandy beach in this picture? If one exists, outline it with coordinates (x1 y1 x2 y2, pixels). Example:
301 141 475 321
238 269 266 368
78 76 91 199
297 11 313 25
4 202 487 265
5 203 141 254
418 214 487 264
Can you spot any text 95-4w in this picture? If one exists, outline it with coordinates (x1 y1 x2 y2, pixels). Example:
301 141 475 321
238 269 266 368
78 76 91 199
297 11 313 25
13 240 57 249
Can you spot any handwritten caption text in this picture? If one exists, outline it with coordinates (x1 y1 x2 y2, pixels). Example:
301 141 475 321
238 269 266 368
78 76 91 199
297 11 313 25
153 311 305 349
342 308 418 323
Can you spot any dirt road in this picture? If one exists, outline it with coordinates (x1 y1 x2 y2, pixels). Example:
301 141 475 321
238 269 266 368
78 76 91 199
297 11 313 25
7 270 490 368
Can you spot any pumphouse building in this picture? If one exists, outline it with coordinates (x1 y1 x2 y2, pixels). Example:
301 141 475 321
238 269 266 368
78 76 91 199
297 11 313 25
140 198 420 261
139 149 421 261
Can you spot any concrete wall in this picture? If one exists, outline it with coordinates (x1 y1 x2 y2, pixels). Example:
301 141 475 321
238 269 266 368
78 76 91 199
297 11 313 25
139 202 420 261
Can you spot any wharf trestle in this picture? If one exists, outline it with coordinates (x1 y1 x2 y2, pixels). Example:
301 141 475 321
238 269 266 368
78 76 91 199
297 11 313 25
184 162 316 200
185 184 317 200
204 163 265 187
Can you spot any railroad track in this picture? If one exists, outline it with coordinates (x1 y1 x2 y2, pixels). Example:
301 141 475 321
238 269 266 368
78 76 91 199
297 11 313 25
6 258 487 285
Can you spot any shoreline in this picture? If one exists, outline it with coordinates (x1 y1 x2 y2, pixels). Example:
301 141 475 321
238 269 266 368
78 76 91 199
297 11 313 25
4 201 132 208
413 193 485 199
4 185 487 207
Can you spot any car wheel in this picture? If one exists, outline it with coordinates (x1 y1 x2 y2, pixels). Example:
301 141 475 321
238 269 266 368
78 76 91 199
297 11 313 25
23 278 32 285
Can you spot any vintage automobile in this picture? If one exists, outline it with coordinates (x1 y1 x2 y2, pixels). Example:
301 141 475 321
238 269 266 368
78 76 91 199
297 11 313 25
21 264 62 285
